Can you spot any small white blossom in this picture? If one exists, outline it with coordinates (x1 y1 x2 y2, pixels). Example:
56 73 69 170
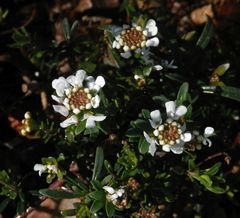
144 101 191 155
33 164 58 176
111 19 159 60
161 59 178 69
194 127 214 147
52 69 106 128
103 186 125 205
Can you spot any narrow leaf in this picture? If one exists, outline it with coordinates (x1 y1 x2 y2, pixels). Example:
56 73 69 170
196 16 214 49
92 147 104 181
39 189 83 199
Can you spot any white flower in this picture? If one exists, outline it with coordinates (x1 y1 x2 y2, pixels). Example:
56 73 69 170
111 19 159 60
161 59 178 69
165 101 187 120
51 69 106 128
144 101 191 155
103 186 125 203
82 113 106 129
194 127 214 147
33 164 58 176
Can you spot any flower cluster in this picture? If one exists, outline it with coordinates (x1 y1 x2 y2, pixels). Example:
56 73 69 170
112 19 159 59
33 156 65 183
52 69 106 128
103 186 127 209
144 101 192 155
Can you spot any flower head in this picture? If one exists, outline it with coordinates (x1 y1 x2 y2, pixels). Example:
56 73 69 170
144 101 191 155
193 127 215 147
33 164 58 176
112 19 159 59
103 186 127 209
52 69 106 128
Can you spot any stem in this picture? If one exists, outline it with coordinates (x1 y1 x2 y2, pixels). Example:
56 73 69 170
197 152 230 167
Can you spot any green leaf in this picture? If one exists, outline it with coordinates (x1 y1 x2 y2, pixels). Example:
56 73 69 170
165 73 185 82
101 175 113 185
220 86 240 102
88 190 105 200
142 109 150 119
188 159 196 171
126 128 142 138
91 180 103 190
204 162 222 176
70 20 79 34
0 198 10 213
65 176 88 192
16 200 25 215
142 66 152 76
105 201 115 217
75 121 86 135
61 209 77 216
62 18 71 40
90 200 105 213
104 160 113 174
39 189 83 199
185 104 192 119
196 16 214 49
138 137 149 154
213 63 230 76
206 186 226 194
202 85 240 102
176 82 189 106
199 175 213 187
92 147 104 181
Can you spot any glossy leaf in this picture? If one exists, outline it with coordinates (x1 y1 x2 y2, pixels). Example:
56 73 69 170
92 147 104 181
196 16 214 49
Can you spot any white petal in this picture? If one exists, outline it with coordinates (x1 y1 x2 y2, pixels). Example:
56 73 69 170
181 132 192 142
53 105 69 117
91 115 106 122
103 186 115 194
60 115 78 128
143 131 152 144
116 189 124 197
146 19 156 28
33 164 46 176
66 75 76 87
175 105 187 117
113 40 120 49
203 138 212 147
53 77 70 97
75 69 86 86
165 101 176 118
51 95 63 103
162 144 171 152
154 65 163 71
170 144 184 154
150 110 162 124
85 117 96 128
86 76 95 90
146 37 159 47
91 95 100 108
95 76 105 88
204 127 214 137
120 51 132 59
149 142 157 156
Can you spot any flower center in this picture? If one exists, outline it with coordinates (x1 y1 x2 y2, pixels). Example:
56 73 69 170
155 121 182 146
67 88 92 110
120 27 146 50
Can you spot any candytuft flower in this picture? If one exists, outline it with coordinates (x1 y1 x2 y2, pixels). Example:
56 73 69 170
144 101 191 155
111 19 159 59
51 69 106 128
